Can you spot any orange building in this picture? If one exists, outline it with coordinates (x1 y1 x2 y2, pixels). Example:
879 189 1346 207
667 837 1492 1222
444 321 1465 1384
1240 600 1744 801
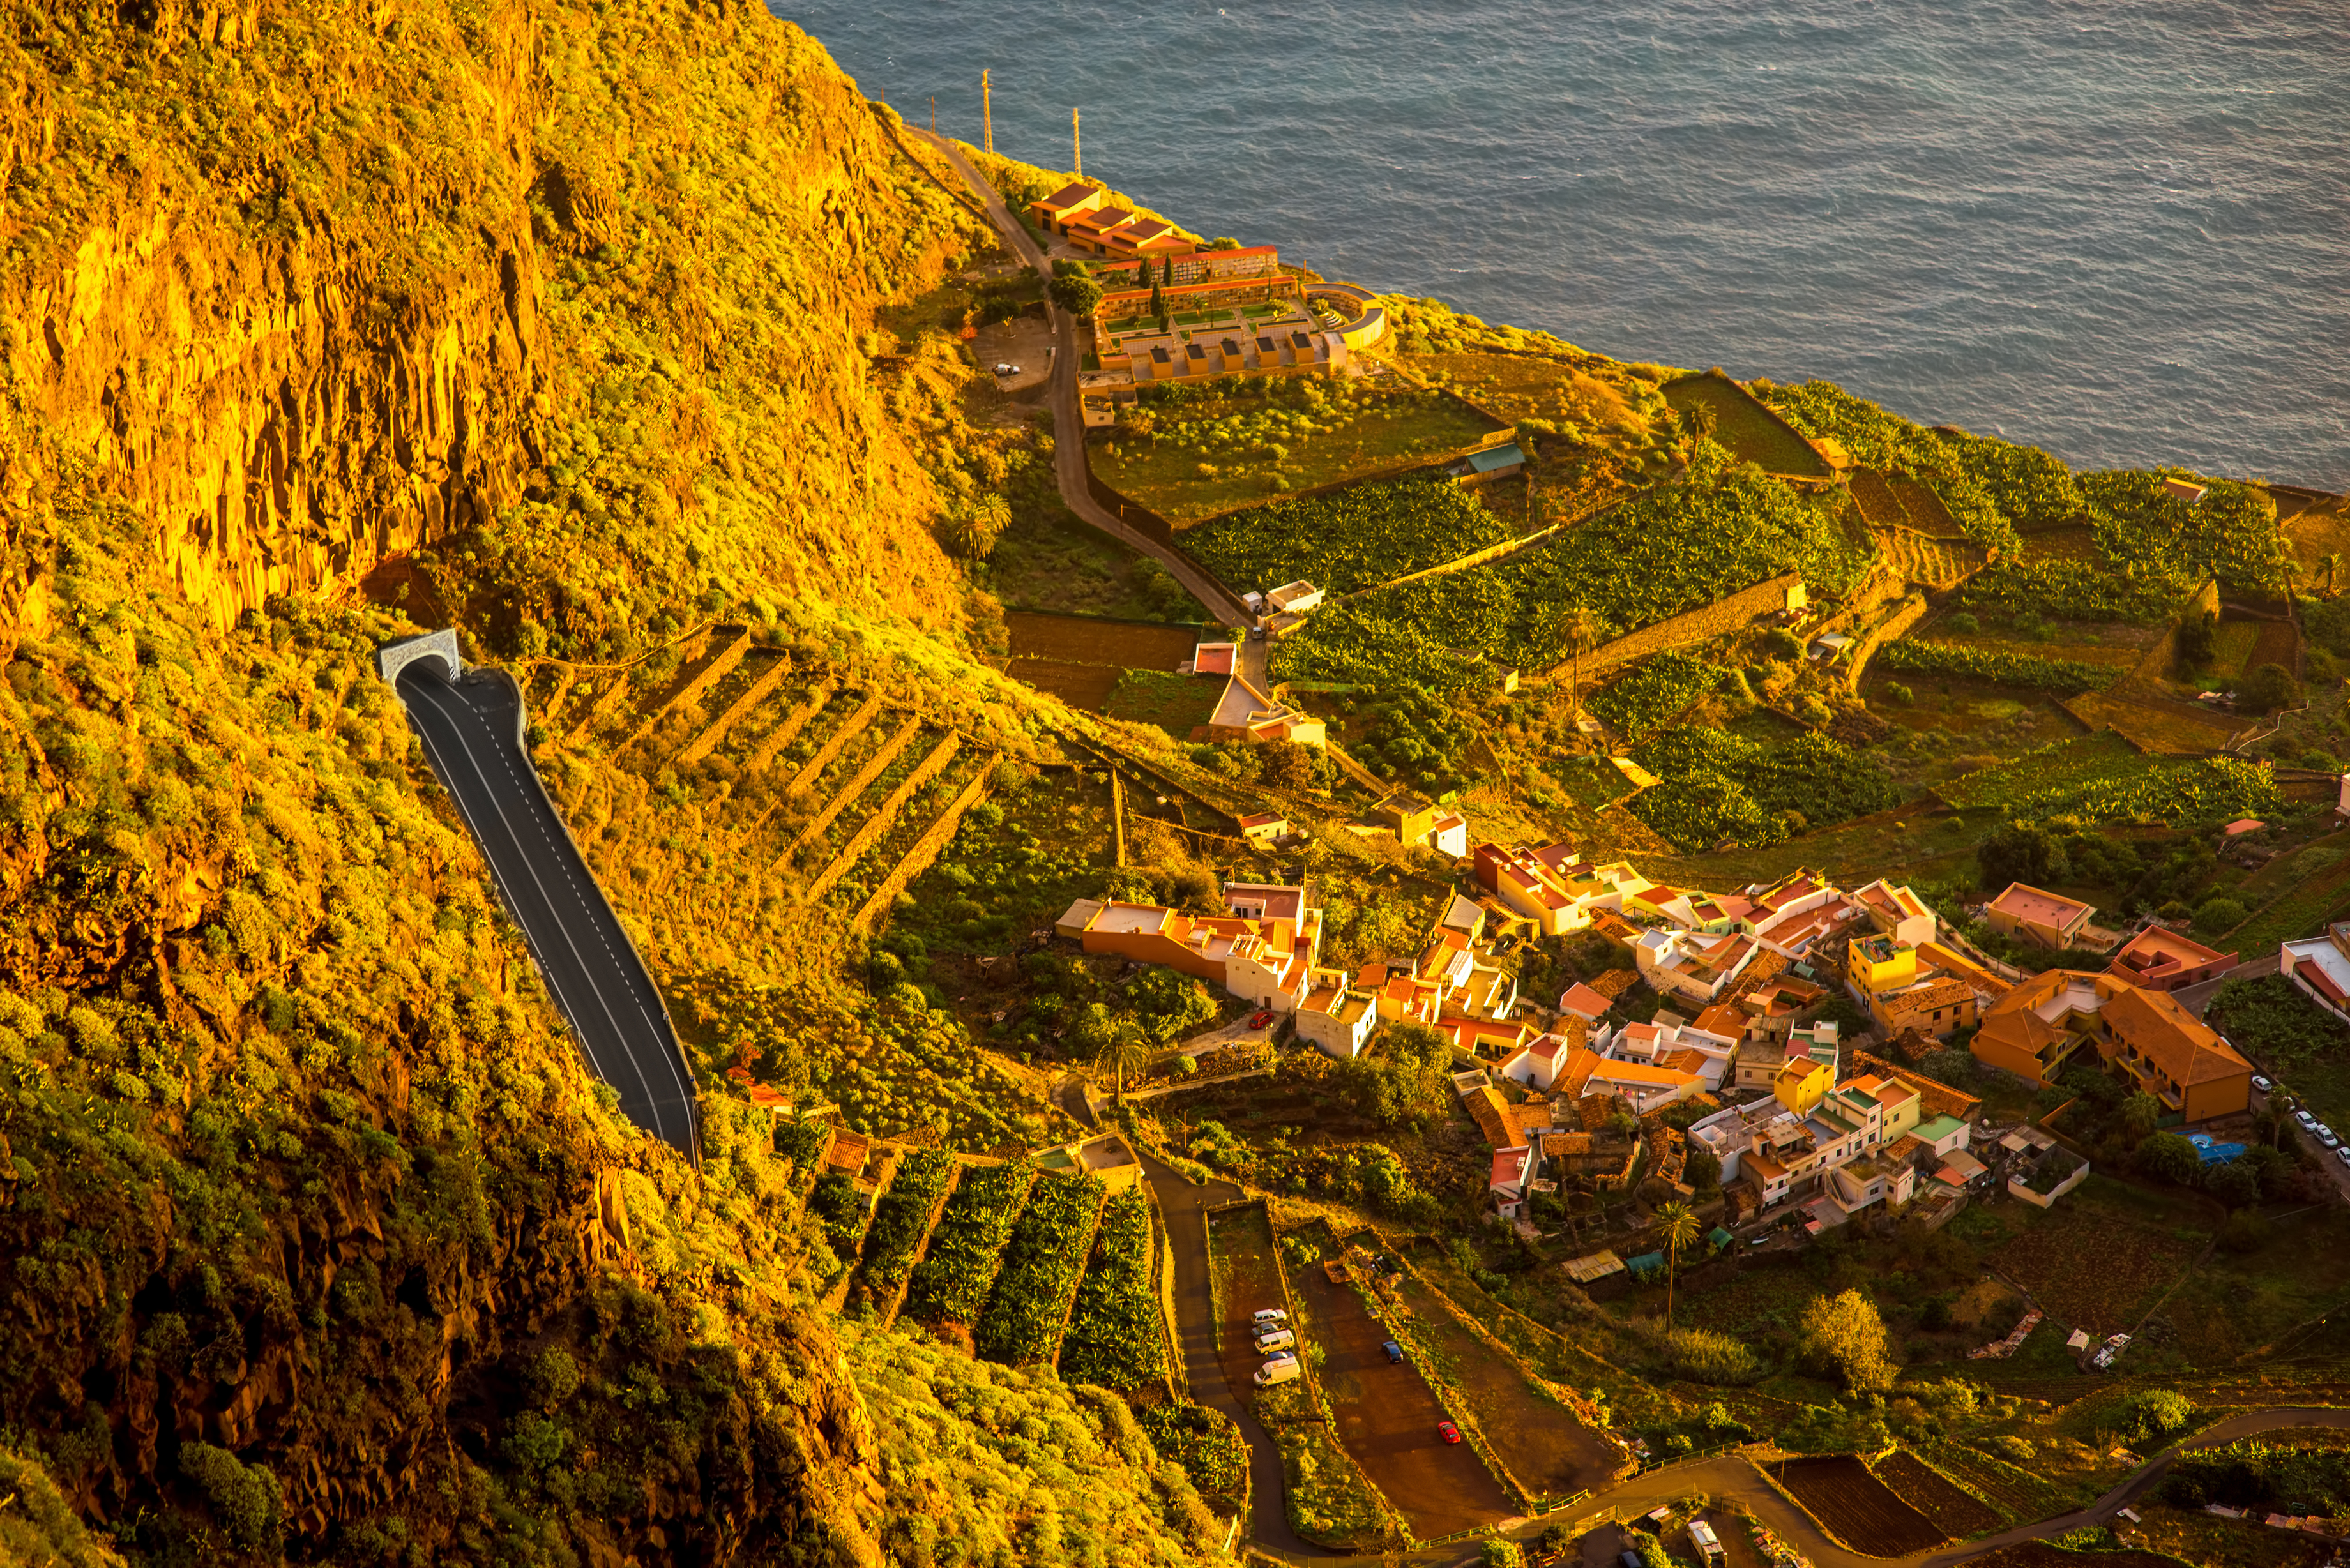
1973 969 2251 1121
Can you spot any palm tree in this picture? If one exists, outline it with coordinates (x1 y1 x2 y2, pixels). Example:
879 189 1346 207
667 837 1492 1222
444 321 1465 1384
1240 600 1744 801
2325 552 2342 596
2121 1090 2162 1143
1559 606 1614 721
1096 1013 1152 1096
1658 1200 1701 1329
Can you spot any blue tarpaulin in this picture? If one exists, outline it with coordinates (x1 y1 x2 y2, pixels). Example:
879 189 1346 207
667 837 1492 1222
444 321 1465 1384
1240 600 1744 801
1627 1250 1666 1279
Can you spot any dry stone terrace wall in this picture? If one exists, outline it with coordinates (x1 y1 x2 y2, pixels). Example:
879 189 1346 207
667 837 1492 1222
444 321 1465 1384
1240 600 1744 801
1555 569 1803 681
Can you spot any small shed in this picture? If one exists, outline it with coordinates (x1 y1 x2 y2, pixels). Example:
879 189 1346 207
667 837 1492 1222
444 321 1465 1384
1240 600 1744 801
2160 477 2209 505
1457 442 1527 483
1626 1249 1667 1281
1563 1249 1626 1285
1707 1225 1736 1255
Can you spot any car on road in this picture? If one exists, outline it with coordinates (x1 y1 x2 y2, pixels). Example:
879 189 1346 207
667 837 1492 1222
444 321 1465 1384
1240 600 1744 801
1255 1329 1296 1352
2254 1074 2274 1092
992 362 1022 375
1253 1308 1288 1325
1255 1359 1300 1387
2335 1147 2349 1167
1248 1010 1275 1030
2298 1110 2318 1129
1383 1341 1405 1364
2323 1127 2342 1149
1436 1421 1462 1444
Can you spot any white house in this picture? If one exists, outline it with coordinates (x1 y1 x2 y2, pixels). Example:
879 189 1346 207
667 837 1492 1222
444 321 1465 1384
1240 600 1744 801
1265 580 1326 614
1294 976 1378 1059
1429 811 1469 859
1499 1032 1581 1092
1635 928 1761 1007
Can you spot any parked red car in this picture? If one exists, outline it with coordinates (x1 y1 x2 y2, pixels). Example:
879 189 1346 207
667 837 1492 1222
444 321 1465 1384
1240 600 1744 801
1436 1421 1462 1445
1248 1010 1275 1030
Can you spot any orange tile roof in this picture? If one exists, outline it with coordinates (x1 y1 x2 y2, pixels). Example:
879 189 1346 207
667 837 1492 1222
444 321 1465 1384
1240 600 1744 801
1989 882 2093 930
1467 1085 1514 1147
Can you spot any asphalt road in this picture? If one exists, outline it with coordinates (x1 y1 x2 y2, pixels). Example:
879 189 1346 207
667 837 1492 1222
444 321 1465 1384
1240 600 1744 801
395 663 702 1161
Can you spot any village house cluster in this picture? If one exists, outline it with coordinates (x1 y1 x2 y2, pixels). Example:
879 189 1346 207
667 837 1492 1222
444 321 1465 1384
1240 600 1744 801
1052 816 2263 1238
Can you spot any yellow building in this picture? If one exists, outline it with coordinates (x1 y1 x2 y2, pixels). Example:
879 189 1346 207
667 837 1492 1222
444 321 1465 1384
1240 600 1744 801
1773 1055 1835 1116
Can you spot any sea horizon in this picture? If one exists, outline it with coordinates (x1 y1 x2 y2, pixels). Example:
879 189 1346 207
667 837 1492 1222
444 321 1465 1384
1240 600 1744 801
779 0 2349 492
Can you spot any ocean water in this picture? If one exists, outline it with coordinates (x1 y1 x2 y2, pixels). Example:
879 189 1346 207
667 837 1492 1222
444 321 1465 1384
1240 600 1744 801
775 0 2349 489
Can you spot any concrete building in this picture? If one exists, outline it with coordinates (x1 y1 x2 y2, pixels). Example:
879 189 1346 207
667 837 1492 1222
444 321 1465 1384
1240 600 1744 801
1985 883 2096 950
2283 922 2350 1024
2109 926 2236 991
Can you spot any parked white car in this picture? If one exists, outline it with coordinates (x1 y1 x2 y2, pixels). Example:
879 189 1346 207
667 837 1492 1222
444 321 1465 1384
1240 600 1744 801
1252 1308 1289 1325
2333 1147 2349 1166
1254 1328 1296 1353
2091 1332 2132 1369
2296 1109 2317 1128
1255 1357 1300 1386
2322 1127 2341 1149
2253 1075 2273 1092
993 362 1022 376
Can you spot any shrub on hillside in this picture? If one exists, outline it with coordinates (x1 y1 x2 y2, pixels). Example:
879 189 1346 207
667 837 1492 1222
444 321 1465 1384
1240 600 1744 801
1664 1326 1766 1385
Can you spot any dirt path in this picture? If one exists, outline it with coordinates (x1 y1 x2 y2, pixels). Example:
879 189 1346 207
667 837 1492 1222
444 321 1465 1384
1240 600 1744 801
1291 1259 1515 1539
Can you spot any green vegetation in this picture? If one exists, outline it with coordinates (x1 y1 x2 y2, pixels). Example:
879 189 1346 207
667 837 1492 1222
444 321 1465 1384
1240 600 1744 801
1183 476 1512 594
1097 377 1498 521
1664 373 1828 476
975 1172 1109 1365
1349 682 1482 792
1936 732 2148 810
2163 1430 2350 1516
844 1324 1224 1561
1759 381 2035 552
1276 1420 1397 1551
1588 652 1728 739
1135 1401 1250 1515
904 1159 1038 1327
1627 728 1899 852
851 1149 959 1313
1057 1189 1171 1391
1956 559 2186 626
1796 1288 1899 1391
1872 640 2119 695
1102 668 1223 739
1274 441 1867 690
2084 471 2289 592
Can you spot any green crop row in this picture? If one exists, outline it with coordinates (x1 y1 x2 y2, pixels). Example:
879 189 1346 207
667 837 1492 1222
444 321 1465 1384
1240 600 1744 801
849 1149 959 1312
1182 476 1510 595
1936 732 2147 811
1872 638 2119 695
1626 727 1899 852
904 1158 1037 1327
1758 380 2032 553
974 1172 1109 1366
2011 754 2280 827
1954 559 2186 627
2080 470 2290 593
1056 1189 1169 1392
1271 441 1870 691
1587 652 1724 738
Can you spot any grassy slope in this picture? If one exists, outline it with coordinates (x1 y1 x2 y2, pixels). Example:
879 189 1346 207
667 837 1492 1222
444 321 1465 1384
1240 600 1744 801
0 3 1220 1562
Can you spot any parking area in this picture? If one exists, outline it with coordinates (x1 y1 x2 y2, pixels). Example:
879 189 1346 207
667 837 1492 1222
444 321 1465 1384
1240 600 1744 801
1291 1257 1513 1540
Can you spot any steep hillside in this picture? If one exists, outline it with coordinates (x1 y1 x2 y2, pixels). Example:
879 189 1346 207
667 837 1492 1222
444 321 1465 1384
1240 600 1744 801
0 2 1220 1563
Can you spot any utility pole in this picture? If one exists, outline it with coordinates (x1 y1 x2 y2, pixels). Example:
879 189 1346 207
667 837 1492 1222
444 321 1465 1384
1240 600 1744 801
1072 106 1082 180
982 70 993 155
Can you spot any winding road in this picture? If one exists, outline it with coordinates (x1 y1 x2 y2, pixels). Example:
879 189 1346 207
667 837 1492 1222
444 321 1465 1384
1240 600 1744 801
916 130 1255 629
392 660 703 1163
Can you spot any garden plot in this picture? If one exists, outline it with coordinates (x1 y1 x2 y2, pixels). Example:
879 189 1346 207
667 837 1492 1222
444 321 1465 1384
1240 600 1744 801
1664 372 1830 479
1992 1187 2206 1335
1095 377 1501 522
1914 1442 2072 1527
1767 1455 1945 1555
1101 669 1225 740
903 1157 1037 1333
847 1149 960 1323
973 1171 1109 1366
2062 689 2248 757
727 676 839 772
1057 1189 1171 1392
886 768 1120 972
1183 476 1513 598
1870 1449 2004 1537
1004 611 1203 669
1390 1269 1617 1500
818 750 993 917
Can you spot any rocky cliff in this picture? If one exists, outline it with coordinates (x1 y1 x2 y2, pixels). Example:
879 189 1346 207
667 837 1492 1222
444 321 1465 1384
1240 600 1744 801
0 3 1220 1563
0 0 981 651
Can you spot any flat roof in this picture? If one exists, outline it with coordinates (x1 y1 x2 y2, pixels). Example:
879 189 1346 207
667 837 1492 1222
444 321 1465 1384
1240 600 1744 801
1090 902 1173 935
1990 882 2093 928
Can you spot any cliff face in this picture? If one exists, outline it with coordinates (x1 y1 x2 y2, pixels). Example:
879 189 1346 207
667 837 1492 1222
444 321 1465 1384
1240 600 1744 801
0 5 1222 1564
0 0 980 650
